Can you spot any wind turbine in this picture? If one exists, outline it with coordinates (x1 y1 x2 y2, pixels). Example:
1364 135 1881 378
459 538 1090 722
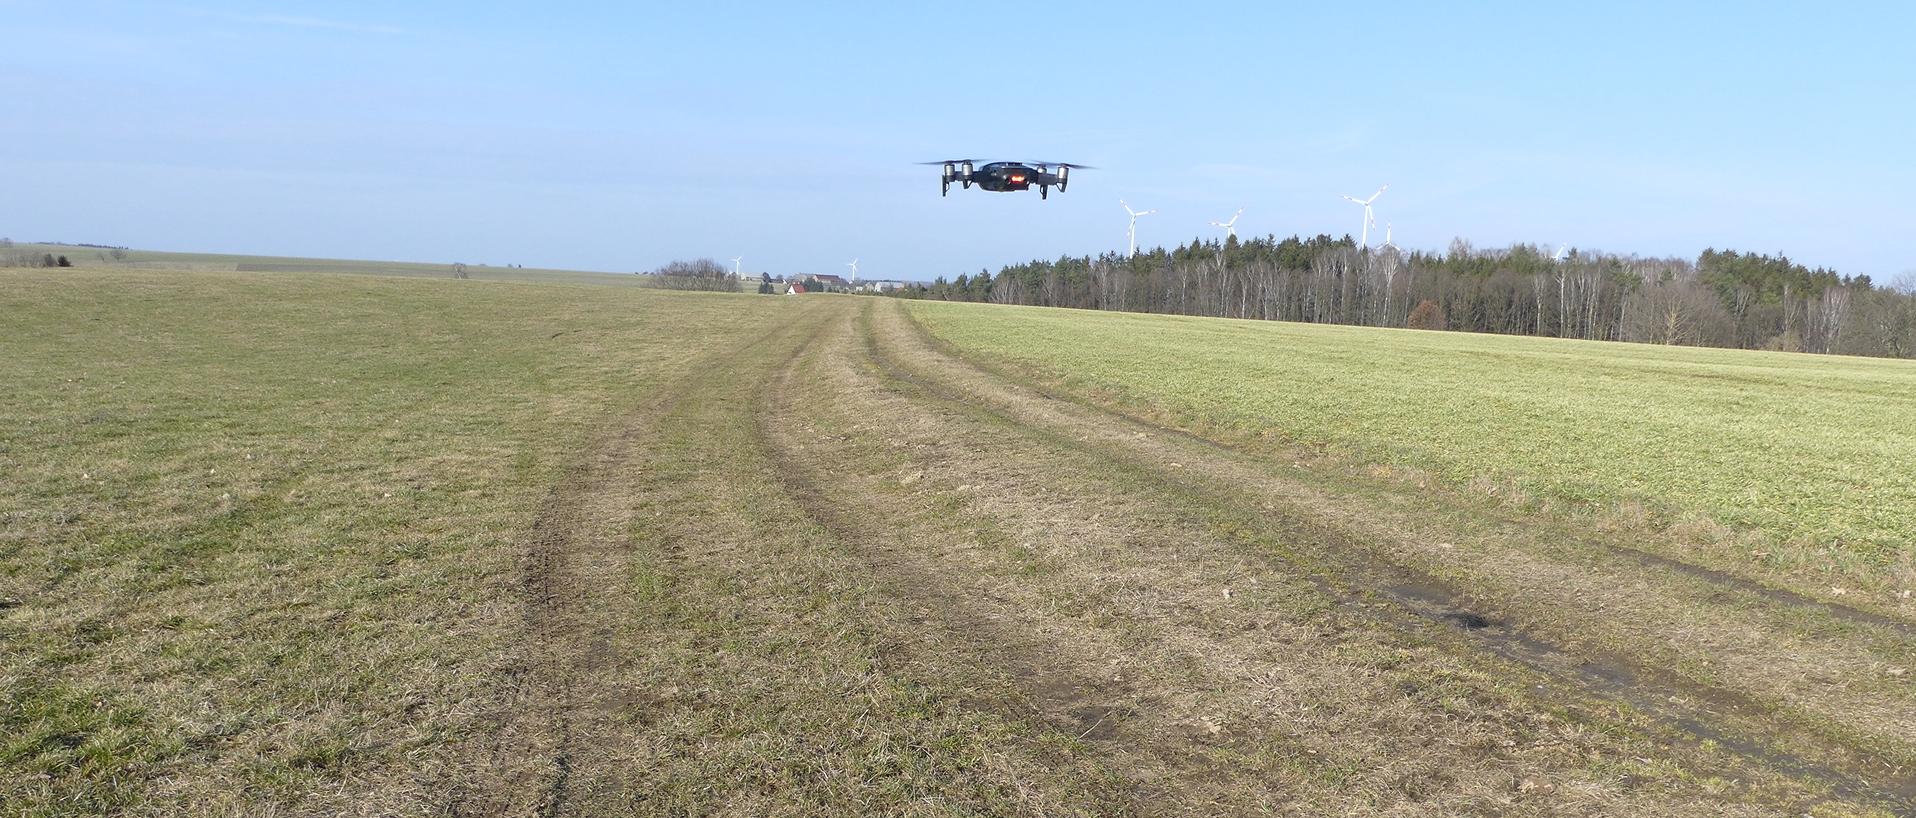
1120 199 1156 258
1552 244 1569 262
730 256 742 278
1340 184 1388 247
1381 223 1398 252
846 258 859 285
1209 208 1244 241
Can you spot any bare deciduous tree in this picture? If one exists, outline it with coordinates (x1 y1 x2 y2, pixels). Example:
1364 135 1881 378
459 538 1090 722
645 259 738 292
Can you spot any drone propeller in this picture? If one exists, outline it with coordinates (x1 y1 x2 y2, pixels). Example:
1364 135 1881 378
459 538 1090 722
1026 161 1097 169
918 159 982 165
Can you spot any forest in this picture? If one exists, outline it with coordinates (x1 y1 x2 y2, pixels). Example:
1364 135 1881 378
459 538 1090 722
893 236 1916 358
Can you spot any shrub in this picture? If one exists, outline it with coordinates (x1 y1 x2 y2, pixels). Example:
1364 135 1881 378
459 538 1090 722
1406 299 1445 330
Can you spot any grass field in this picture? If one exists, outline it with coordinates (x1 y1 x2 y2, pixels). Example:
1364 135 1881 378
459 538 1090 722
6 266 1915 816
0 268 775 813
905 301 1916 588
3 243 645 286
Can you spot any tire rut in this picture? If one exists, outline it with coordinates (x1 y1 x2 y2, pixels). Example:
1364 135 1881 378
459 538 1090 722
765 303 1819 813
754 308 1196 812
459 313 804 817
877 304 1916 757
868 300 1916 812
897 306 1915 637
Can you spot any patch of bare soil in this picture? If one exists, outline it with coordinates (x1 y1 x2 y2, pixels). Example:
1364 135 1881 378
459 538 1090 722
865 300 1916 814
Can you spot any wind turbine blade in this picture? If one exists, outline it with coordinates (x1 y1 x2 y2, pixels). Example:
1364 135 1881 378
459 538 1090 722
1341 195 1363 204
1368 184 1389 203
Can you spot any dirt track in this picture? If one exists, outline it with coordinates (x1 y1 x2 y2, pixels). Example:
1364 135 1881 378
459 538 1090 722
501 297 1916 816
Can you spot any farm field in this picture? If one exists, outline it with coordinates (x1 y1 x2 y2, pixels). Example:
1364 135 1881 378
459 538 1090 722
4 267 1915 816
905 301 1916 598
3 243 643 286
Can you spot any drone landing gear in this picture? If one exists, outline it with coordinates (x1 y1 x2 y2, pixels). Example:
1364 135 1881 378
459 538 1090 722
942 180 949 197
1039 185 1049 199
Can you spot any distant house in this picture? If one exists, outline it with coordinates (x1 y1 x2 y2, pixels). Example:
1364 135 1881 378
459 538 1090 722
787 282 807 295
811 273 849 288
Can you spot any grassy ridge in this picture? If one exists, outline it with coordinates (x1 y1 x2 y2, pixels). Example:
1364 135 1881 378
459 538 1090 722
904 301 1916 566
0 268 779 814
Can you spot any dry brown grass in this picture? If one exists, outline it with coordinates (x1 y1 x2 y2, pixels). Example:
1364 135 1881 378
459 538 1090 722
8 268 1911 815
867 299 1915 814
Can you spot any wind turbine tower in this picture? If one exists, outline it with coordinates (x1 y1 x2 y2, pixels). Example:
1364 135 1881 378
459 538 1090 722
847 258 859 285
1382 223 1398 251
730 256 743 278
1341 184 1388 247
1209 208 1244 241
1120 199 1156 258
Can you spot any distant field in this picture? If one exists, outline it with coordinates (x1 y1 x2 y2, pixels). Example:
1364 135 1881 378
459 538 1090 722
905 301 1916 569
3 242 646 286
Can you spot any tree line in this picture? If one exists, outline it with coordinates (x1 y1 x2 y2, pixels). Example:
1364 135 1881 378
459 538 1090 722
0 239 76 268
889 236 1916 359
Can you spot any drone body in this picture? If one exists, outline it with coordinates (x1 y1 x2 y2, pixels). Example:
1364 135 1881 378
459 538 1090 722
922 160 1093 199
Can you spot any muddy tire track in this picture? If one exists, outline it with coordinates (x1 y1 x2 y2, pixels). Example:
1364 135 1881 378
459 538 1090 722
868 301 1916 812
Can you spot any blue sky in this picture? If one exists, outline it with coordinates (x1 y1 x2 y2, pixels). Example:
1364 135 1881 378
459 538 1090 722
5 1 1913 281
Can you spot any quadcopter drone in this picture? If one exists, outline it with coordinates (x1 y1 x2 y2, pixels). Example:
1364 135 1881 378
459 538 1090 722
921 160 1094 199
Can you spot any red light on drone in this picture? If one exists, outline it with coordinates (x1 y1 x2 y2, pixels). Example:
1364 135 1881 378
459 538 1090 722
1010 174 1026 183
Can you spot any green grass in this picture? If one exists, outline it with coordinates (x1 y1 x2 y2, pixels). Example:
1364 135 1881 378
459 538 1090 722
903 301 1916 565
0 267 781 814
3 243 647 285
